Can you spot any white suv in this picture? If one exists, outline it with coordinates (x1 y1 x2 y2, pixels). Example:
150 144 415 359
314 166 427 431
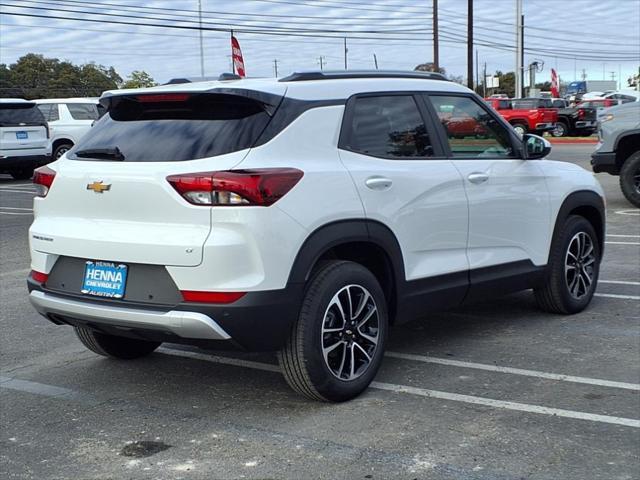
27 71 606 401
0 99 51 179
35 98 103 160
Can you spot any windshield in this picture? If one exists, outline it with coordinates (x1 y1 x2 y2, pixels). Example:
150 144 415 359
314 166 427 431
69 93 272 162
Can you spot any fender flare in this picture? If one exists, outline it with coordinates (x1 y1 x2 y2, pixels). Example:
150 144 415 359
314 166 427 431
550 190 606 259
286 219 406 287
613 129 640 151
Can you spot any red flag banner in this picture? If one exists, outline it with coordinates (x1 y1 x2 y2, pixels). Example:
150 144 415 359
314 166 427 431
231 35 246 78
551 68 559 98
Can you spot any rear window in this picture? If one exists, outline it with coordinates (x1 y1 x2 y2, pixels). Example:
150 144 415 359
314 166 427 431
69 93 272 162
0 104 46 126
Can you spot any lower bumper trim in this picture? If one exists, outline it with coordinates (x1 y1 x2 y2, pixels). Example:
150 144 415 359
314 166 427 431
29 290 231 341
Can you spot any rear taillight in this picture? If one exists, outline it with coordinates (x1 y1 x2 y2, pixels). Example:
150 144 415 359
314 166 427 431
166 169 304 206
31 270 49 284
33 165 56 197
577 108 585 119
181 290 246 303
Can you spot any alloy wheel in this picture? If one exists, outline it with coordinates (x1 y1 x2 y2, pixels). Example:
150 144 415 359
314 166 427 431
565 231 596 299
321 284 380 381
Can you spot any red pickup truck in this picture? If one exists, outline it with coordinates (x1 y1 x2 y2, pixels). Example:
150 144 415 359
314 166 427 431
485 98 558 136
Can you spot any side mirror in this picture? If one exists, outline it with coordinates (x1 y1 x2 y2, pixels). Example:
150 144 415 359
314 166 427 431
523 133 551 159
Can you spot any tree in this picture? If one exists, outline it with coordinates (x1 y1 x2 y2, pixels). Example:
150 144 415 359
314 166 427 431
628 66 640 88
122 70 157 89
0 54 123 99
414 62 446 74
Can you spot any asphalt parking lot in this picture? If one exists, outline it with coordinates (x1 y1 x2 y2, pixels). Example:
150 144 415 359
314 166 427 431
1 144 638 480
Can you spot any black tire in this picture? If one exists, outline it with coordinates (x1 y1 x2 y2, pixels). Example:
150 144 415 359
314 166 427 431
278 260 388 402
534 215 601 314
53 142 73 160
75 327 161 359
511 122 528 136
551 121 568 137
10 169 34 180
619 151 640 208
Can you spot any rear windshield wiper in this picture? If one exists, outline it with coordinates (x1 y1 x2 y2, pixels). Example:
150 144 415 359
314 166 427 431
75 147 125 161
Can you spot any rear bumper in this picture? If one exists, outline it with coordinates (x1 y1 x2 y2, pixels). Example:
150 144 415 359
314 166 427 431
535 122 555 131
28 277 303 351
0 154 51 172
591 151 618 175
575 120 596 129
29 290 231 341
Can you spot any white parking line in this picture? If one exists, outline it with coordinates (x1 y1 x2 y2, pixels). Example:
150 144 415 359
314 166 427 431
0 189 37 194
158 349 640 429
0 376 97 404
371 382 640 428
0 268 30 278
607 234 640 238
605 241 640 245
384 352 640 391
0 211 33 216
0 206 33 211
595 293 640 300
599 280 640 286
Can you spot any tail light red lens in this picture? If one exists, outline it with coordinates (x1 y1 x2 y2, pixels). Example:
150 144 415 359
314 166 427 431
181 290 246 303
33 165 57 197
578 108 585 119
167 168 304 206
137 93 190 103
31 270 49 284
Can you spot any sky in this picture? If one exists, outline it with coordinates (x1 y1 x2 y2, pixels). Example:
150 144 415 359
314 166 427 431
0 0 639 88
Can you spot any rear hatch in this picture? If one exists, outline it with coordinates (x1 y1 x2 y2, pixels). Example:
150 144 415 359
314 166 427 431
0 102 48 152
31 89 284 267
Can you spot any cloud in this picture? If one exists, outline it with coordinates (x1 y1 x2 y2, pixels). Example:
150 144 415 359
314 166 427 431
0 0 638 86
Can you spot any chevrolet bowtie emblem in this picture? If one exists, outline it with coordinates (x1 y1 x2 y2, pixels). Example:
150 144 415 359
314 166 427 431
86 181 111 193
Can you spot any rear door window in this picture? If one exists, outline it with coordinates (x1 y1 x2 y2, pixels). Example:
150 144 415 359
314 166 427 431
341 95 435 158
70 93 273 162
0 104 47 126
67 103 100 120
37 103 60 122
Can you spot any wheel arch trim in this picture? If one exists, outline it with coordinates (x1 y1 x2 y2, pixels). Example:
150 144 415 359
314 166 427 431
550 190 606 261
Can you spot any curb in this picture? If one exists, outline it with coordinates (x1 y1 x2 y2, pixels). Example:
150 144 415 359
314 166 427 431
546 138 598 145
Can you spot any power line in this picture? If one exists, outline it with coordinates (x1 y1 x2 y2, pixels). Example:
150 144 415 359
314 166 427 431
0 3 429 34
17 0 433 23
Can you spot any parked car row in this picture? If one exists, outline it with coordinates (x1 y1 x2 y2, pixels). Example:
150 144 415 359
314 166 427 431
484 97 598 138
0 97 102 179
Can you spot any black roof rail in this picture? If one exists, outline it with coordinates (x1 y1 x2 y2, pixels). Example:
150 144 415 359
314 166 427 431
279 70 449 82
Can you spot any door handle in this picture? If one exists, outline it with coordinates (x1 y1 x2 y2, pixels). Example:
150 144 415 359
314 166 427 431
467 172 489 184
365 176 393 190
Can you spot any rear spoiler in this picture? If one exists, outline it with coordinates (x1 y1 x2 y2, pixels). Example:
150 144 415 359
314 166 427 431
99 88 283 117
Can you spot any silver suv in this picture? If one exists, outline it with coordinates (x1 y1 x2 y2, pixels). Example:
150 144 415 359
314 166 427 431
591 102 640 207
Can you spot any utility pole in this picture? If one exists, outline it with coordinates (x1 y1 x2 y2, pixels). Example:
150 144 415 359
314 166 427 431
581 69 587 81
433 0 439 71
520 13 524 96
467 0 473 89
609 71 616 82
318 56 326 70
373 53 379 70
344 38 348 70
198 0 204 77
273 59 279 77
475 49 479 91
483 61 487 97
515 0 522 99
